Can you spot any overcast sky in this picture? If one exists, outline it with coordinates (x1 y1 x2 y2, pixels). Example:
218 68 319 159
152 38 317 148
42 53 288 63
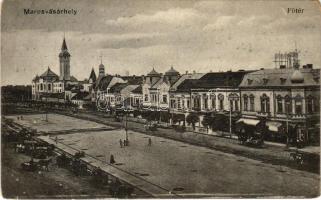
1 0 321 85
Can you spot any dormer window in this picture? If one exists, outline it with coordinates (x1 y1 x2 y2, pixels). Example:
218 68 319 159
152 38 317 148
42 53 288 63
263 78 269 85
247 79 253 85
280 77 287 84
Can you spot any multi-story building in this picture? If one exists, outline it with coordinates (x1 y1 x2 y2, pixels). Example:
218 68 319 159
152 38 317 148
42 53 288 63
238 64 320 144
142 67 180 110
168 70 252 132
32 38 78 102
169 72 205 112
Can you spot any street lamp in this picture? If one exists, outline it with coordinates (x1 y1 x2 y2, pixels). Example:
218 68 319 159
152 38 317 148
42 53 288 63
122 98 129 144
228 93 239 138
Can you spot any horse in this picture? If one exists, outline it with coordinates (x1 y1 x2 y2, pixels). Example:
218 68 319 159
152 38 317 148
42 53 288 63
37 157 52 171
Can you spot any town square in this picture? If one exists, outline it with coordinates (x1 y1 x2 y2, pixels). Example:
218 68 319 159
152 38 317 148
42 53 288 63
1 0 320 198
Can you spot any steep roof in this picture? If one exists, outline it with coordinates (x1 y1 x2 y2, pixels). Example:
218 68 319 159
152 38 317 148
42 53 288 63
239 68 320 88
109 82 128 93
61 38 68 50
151 76 170 88
147 68 161 76
120 85 141 96
59 38 70 57
39 67 59 78
89 68 97 82
95 75 114 91
175 70 254 92
176 79 201 92
131 85 142 94
170 73 205 91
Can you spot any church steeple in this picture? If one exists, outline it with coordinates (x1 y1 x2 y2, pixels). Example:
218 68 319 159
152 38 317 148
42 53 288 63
98 54 105 78
59 37 71 80
61 37 68 51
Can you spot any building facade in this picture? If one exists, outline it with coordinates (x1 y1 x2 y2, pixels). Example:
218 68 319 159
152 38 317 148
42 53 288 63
238 65 320 144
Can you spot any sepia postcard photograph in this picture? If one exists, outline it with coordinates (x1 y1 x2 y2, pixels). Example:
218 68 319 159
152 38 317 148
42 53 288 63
1 0 321 198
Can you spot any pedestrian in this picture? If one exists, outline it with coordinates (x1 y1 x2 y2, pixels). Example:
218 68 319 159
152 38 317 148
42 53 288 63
119 139 123 148
123 139 127 147
148 138 152 146
55 136 58 144
110 154 115 164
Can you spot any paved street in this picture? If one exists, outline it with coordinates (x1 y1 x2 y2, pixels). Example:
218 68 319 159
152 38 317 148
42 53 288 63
9 113 320 197
52 129 319 197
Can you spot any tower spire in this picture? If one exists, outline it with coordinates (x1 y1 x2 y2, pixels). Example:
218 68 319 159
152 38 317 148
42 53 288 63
61 35 68 51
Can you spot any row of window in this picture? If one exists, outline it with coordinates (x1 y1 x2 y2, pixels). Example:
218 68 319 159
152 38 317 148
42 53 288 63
170 98 191 109
35 83 63 92
243 94 319 114
144 94 168 104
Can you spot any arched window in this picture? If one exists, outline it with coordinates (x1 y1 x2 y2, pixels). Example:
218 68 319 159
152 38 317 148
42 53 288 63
193 95 200 110
249 94 255 111
228 93 239 111
260 94 270 113
210 94 216 110
243 94 248 111
285 95 292 114
203 94 208 109
276 95 283 113
294 95 303 114
218 94 224 110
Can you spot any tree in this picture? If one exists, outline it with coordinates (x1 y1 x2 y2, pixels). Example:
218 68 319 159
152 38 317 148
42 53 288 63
186 113 199 130
211 114 229 132
160 111 170 123
133 110 141 118
172 113 185 125
201 114 214 133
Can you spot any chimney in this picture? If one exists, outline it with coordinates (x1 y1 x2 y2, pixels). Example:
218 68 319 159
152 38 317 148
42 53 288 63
185 70 188 74
193 70 196 74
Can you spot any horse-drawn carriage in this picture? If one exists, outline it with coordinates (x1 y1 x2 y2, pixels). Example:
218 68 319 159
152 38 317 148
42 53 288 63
21 157 53 172
144 123 157 131
15 140 54 157
289 147 320 171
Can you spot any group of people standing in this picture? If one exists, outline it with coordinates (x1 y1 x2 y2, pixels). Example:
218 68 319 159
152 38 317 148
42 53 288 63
119 138 152 148
119 139 129 148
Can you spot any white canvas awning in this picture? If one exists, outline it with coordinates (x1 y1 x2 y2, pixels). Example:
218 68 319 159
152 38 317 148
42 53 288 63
266 121 283 132
236 118 260 126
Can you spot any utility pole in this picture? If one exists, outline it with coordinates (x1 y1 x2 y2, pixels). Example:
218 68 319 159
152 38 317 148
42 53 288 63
45 97 48 122
230 106 232 138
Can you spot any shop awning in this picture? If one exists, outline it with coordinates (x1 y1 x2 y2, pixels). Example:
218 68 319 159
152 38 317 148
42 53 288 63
236 118 260 126
266 121 283 132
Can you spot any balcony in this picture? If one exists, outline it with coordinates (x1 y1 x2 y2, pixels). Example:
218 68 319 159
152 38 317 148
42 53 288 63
256 111 271 118
290 113 306 120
